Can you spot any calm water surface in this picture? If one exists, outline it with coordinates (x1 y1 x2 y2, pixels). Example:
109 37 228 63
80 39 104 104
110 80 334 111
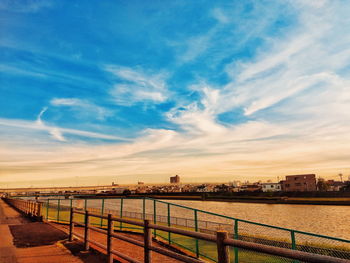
167 200 350 240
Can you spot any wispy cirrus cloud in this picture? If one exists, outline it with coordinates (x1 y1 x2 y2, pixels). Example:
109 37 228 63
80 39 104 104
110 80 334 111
105 65 168 106
50 98 113 121
0 113 130 143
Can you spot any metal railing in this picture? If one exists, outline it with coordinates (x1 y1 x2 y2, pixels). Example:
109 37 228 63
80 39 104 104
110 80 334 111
3 197 43 221
69 208 350 263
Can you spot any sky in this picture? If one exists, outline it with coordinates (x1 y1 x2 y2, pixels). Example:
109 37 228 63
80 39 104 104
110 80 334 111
1 0 350 187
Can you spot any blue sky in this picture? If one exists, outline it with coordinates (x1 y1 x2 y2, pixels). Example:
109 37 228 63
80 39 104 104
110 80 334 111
1 0 350 187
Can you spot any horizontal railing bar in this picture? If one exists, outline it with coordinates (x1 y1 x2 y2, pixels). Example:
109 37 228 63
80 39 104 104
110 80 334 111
76 210 145 227
73 210 86 215
72 221 85 227
110 248 142 263
110 232 144 247
150 245 204 263
224 238 350 263
149 223 216 242
88 225 108 235
73 231 84 240
88 238 107 250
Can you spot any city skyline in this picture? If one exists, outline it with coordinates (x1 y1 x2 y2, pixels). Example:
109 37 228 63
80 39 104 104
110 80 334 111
1 0 350 187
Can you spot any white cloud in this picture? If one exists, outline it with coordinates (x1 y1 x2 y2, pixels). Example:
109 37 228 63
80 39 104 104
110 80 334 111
105 65 168 105
215 0 350 120
0 114 130 142
50 98 112 120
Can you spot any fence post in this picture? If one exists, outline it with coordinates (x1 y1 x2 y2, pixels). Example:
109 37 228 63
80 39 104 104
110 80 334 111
100 199 105 227
216 231 229 263
167 203 171 244
194 209 199 258
107 214 114 263
291 230 296 249
84 210 90 251
70 198 73 212
291 230 299 263
37 202 43 221
234 219 239 263
69 208 74 242
143 197 146 220
29 202 33 217
57 199 61 222
120 198 123 230
144 219 152 263
153 199 157 238
46 199 50 220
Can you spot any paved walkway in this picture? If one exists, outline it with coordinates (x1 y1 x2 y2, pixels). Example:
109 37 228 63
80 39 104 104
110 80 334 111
0 199 83 263
52 223 183 263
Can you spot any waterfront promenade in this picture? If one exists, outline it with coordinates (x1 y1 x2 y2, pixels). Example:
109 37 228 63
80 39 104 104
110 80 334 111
0 199 183 263
0 199 84 263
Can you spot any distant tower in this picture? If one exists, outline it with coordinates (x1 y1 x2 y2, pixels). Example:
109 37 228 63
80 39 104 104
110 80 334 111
170 175 180 184
339 173 343 182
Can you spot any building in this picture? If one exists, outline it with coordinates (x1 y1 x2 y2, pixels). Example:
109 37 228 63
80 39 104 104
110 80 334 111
281 174 317 192
326 180 345 191
261 183 281 192
239 184 262 192
170 175 180 184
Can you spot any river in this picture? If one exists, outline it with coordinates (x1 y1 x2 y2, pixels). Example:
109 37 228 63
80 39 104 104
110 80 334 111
165 200 350 240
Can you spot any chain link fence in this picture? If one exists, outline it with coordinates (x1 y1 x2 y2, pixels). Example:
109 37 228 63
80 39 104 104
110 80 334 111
40 197 350 262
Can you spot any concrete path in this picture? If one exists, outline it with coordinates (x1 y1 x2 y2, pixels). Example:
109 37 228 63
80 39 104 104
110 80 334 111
52 223 183 263
0 199 83 263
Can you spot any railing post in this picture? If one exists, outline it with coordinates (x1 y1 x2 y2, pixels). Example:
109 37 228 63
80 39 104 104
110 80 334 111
69 208 74 242
84 210 90 251
291 230 296 250
107 214 114 263
100 199 105 227
57 199 61 222
143 197 146 220
234 219 239 263
153 199 157 238
120 198 123 230
167 203 171 244
291 230 299 263
70 198 73 212
216 231 229 263
46 199 50 220
194 209 199 258
37 201 43 221
144 219 152 263
29 202 32 216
